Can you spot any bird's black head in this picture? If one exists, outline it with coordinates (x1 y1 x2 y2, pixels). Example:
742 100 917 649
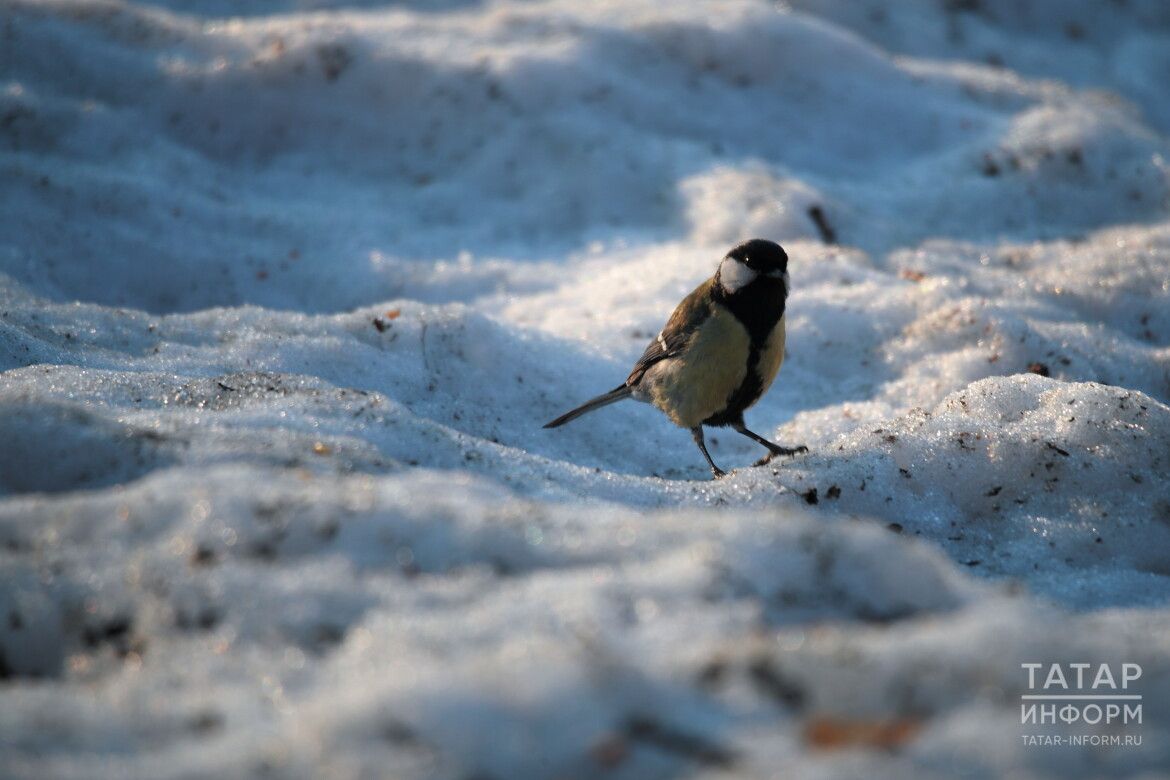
727 238 788 274
717 238 789 296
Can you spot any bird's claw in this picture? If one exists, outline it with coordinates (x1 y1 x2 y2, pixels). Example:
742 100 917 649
754 444 808 467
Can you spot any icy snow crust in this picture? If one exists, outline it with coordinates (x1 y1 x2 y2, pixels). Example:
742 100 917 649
2 0 1170 777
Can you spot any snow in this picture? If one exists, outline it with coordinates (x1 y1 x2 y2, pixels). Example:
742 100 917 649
2 0 1170 776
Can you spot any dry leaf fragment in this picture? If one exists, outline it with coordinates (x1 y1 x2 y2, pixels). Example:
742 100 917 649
803 716 921 750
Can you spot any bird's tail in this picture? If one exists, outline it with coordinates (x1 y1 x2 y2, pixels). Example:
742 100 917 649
543 385 632 428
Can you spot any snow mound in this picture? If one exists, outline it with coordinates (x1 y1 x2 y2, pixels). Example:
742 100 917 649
3 466 1169 779
749 375 1170 608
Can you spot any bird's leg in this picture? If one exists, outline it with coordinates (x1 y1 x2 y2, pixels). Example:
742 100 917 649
690 426 727 479
733 423 808 467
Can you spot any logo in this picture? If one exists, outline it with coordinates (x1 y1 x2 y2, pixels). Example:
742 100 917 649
1020 663 1143 747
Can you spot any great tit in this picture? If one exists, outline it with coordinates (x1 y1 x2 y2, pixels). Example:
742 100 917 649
544 238 807 478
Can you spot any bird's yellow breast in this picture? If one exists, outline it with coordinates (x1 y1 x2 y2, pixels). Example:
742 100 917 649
641 312 786 428
643 307 751 428
754 315 787 399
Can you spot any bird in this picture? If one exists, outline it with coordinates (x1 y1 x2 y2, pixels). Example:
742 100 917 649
544 238 807 478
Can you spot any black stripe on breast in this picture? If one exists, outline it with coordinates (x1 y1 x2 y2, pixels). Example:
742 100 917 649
714 276 787 347
704 277 786 427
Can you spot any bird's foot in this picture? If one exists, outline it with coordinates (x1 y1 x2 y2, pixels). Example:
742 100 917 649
711 467 728 480
753 444 808 467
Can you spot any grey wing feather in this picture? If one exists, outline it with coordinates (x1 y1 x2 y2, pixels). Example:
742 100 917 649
626 279 714 386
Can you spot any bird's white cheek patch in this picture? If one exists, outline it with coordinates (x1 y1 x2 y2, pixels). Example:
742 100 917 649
719 257 757 293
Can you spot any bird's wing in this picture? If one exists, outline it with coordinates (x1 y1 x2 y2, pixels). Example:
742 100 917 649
626 278 714 386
